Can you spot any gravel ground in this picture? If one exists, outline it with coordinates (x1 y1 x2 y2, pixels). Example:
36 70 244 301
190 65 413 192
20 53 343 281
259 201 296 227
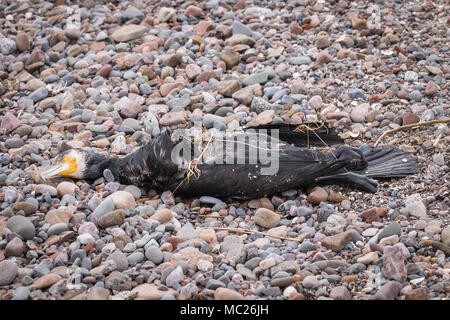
0 0 449 300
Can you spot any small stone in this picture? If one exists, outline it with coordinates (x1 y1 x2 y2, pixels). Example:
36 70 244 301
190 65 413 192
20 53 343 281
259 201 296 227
330 286 352 300
107 191 136 210
145 246 163 264
370 281 402 300
105 271 132 291
57 181 79 196
405 288 429 300
254 208 280 228
5 237 25 257
98 209 125 228
214 287 244 300
31 273 61 289
185 5 203 17
302 275 320 289
87 287 110 300
16 33 31 51
425 81 439 96
401 112 420 126
45 209 73 225
357 252 378 265
308 95 323 110
378 222 401 241
441 226 450 246
0 38 16 55
120 100 143 119
106 251 128 272
132 283 176 300
382 245 406 282
151 208 173 224
112 25 147 42
360 207 382 223
224 34 255 47
307 187 328 205
217 80 242 97
1 112 22 133
7 215 36 240
170 247 213 270
321 231 352 251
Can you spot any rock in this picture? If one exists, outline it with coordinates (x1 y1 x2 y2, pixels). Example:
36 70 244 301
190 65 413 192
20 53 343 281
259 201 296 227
0 38 16 55
217 80 242 97
91 198 115 221
214 287 244 300
242 72 268 86
5 237 24 257
159 111 187 126
302 275 320 289
158 7 176 22
441 226 450 246
87 287 110 300
253 109 274 125
112 25 147 42
107 191 136 210
185 5 203 17
145 246 163 264
350 103 369 122
16 33 31 51
224 34 255 47
13 202 37 215
254 208 280 228
185 64 202 79
370 281 402 300
382 245 406 282
330 286 352 300
307 187 328 205
133 283 176 300
105 271 132 291
316 37 331 49
11 287 30 300
45 209 73 225
106 251 128 272
29 87 48 102
308 95 323 110
31 273 61 289
405 194 427 218
220 51 241 69
160 82 185 97
7 216 35 240
321 231 352 251
120 100 143 119
1 112 22 133
98 209 125 228
57 181 79 196
425 81 438 96
170 247 213 270
232 85 257 105
378 222 401 241
357 252 378 265
151 208 173 224
405 288 429 300
165 265 184 287
0 260 18 286
360 207 382 223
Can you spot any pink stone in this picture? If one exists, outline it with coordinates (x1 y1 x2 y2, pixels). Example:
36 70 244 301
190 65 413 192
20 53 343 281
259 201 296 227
308 95 323 110
382 245 407 282
1 112 22 133
350 103 369 122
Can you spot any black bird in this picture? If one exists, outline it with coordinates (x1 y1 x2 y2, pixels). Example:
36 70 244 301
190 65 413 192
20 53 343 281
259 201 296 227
41 124 419 199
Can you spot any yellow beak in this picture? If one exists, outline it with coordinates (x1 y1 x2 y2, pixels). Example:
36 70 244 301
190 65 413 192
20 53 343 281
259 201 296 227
40 156 78 180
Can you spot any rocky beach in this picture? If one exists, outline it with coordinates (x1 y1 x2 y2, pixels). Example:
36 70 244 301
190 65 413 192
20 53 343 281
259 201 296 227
0 0 449 301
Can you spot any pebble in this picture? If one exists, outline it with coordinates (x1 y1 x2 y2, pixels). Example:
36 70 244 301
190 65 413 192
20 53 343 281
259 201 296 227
7 216 36 240
0 260 18 286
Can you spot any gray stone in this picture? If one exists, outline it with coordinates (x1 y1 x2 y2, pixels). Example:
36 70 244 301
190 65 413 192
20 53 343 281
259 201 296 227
7 215 36 240
11 286 30 300
91 198 115 221
29 87 48 102
0 260 18 286
106 250 129 272
0 38 16 55
378 222 401 241
233 20 252 37
145 246 163 264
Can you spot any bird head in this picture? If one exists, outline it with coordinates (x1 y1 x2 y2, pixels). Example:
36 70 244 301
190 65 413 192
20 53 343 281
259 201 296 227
40 147 110 181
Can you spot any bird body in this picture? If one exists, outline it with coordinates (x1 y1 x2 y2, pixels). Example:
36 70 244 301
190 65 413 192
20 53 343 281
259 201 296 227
41 128 419 199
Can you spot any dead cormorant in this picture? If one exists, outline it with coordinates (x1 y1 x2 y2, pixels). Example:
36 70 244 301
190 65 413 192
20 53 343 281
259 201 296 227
40 127 419 199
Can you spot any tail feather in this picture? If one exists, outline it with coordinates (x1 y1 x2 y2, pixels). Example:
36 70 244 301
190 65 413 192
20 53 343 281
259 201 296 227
356 145 419 178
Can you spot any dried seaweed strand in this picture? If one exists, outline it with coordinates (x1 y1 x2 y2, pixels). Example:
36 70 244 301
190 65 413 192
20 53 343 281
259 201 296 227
374 119 450 147
209 226 303 242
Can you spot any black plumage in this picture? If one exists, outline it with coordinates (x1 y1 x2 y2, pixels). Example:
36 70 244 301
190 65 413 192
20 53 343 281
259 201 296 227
92 129 419 199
